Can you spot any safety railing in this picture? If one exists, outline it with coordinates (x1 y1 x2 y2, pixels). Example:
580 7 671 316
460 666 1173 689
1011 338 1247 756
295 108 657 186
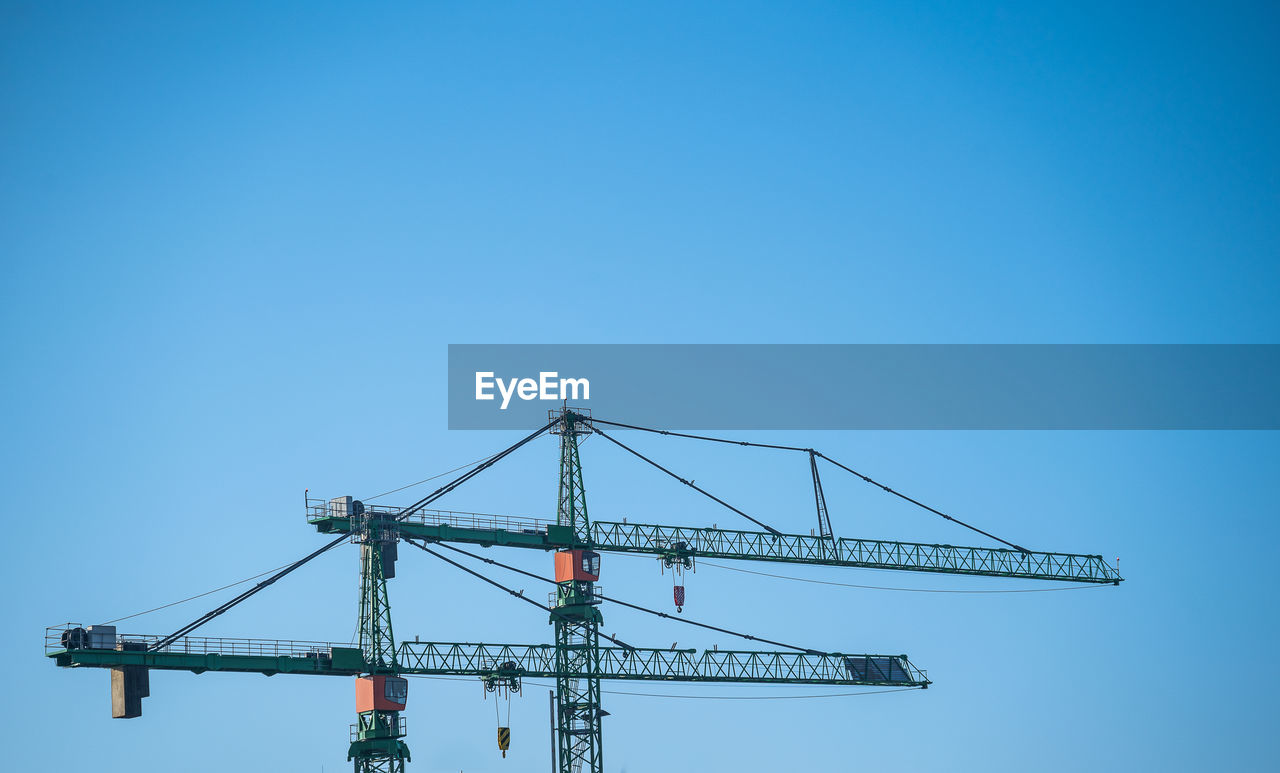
306 498 554 536
351 715 407 742
46 624 344 659
547 584 605 608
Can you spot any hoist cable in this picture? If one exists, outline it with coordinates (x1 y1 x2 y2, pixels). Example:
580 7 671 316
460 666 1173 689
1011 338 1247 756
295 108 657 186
589 424 782 536
591 417 1027 552
396 419 556 521
588 419 808 452
404 539 637 651
364 451 503 502
698 559 1108 593
148 533 347 651
151 429 548 651
812 453 1028 552
88 560 297 627
404 675 916 701
589 685 921 700
430 541 825 656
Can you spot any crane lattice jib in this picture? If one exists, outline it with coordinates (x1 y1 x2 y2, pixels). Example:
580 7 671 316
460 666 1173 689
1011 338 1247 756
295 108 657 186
307 508 1120 584
591 521 1120 582
45 629 929 687
397 642 927 685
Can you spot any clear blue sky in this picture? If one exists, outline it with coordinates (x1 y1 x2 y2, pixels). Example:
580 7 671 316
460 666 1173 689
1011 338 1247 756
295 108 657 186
3 2 1277 771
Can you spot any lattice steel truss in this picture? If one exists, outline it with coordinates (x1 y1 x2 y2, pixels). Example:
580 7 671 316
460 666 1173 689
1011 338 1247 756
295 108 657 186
306 512 1120 584
352 508 409 773
551 408 603 773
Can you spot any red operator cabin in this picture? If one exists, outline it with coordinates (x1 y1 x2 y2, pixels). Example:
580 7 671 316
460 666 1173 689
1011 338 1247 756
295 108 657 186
555 549 600 582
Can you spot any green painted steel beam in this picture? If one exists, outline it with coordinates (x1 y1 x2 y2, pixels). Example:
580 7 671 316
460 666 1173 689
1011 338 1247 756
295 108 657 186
47 646 364 676
47 639 928 687
396 641 928 687
309 507 1120 584
310 512 566 549
590 520 1121 584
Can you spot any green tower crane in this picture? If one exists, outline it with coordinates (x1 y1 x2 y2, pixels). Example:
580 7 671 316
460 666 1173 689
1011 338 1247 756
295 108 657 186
46 407 1120 771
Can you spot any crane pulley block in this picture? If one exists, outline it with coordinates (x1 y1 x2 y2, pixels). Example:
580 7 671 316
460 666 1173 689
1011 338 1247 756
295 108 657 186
483 660 523 696
659 541 696 575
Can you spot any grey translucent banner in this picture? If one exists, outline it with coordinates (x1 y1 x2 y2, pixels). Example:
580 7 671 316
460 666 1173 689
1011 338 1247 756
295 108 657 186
447 344 1280 430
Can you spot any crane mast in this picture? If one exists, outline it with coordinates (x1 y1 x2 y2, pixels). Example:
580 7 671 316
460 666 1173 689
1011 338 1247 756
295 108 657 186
350 499 410 773
552 408 604 773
